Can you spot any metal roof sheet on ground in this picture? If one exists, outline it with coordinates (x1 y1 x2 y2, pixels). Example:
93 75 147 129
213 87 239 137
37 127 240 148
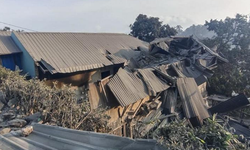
0 31 21 55
228 120 250 142
107 68 148 107
13 32 148 74
0 123 164 150
138 68 170 95
208 93 250 115
177 77 210 126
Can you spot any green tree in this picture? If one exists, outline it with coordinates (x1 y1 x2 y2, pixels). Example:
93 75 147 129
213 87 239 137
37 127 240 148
0 26 10 31
130 14 177 42
204 14 250 96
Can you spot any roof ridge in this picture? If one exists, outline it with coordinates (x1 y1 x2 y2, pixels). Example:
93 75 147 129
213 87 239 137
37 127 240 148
14 31 129 35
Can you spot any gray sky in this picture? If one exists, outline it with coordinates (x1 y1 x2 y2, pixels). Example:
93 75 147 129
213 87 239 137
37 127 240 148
0 0 250 33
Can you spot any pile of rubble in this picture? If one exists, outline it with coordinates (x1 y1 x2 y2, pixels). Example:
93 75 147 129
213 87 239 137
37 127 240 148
88 36 250 141
0 101 40 136
0 91 41 135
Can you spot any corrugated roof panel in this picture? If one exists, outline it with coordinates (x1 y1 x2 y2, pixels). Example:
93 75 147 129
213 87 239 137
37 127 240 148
0 123 164 150
171 61 208 85
13 32 148 74
107 69 148 106
106 54 127 65
138 68 170 95
177 77 210 126
0 31 21 55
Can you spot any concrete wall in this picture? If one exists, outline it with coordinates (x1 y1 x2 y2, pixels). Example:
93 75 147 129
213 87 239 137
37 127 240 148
11 33 36 77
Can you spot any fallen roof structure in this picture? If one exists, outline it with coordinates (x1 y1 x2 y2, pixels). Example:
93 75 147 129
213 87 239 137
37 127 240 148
177 77 210 126
103 36 228 126
0 123 164 150
107 68 149 107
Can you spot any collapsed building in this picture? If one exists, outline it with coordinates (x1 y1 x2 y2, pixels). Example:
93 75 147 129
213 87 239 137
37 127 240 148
1 32 250 149
88 36 249 137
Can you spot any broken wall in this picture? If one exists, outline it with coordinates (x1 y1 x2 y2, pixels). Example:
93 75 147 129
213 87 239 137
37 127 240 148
42 64 123 88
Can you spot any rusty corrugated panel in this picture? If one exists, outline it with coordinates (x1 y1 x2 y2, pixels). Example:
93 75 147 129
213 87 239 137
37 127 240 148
0 123 164 150
0 31 21 55
177 77 210 126
107 69 148 107
13 32 148 74
138 68 169 95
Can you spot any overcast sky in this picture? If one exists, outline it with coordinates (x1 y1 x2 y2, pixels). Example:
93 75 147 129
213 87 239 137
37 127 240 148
0 0 250 33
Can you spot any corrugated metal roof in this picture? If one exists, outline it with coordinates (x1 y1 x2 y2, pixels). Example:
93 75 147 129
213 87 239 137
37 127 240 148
177 77 210 126
170 61 208 85
107 68 148 106
106 54 127 65
138 68 169 95
13 32 148 74
0 123 164 150
0 31 21 55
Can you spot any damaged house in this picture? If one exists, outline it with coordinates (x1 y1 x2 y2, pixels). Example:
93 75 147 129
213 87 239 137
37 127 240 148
88 36 234 137
0 31 148 87
1 30 249 140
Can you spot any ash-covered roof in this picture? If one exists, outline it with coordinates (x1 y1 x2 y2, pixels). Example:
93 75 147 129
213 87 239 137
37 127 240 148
0 31 21 56
0 123 164 150
13 32 148 74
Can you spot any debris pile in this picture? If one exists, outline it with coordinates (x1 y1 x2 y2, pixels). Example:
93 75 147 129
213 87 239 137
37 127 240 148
88 36 250 142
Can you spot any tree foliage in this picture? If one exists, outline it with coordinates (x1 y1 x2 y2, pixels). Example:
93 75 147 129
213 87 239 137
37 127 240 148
154 116 246 150
204 14 250 96
130 14 177 42
178 24 216 40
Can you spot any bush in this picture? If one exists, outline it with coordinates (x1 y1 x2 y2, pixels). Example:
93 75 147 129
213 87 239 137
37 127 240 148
0 67 110 132
153 115 246 150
